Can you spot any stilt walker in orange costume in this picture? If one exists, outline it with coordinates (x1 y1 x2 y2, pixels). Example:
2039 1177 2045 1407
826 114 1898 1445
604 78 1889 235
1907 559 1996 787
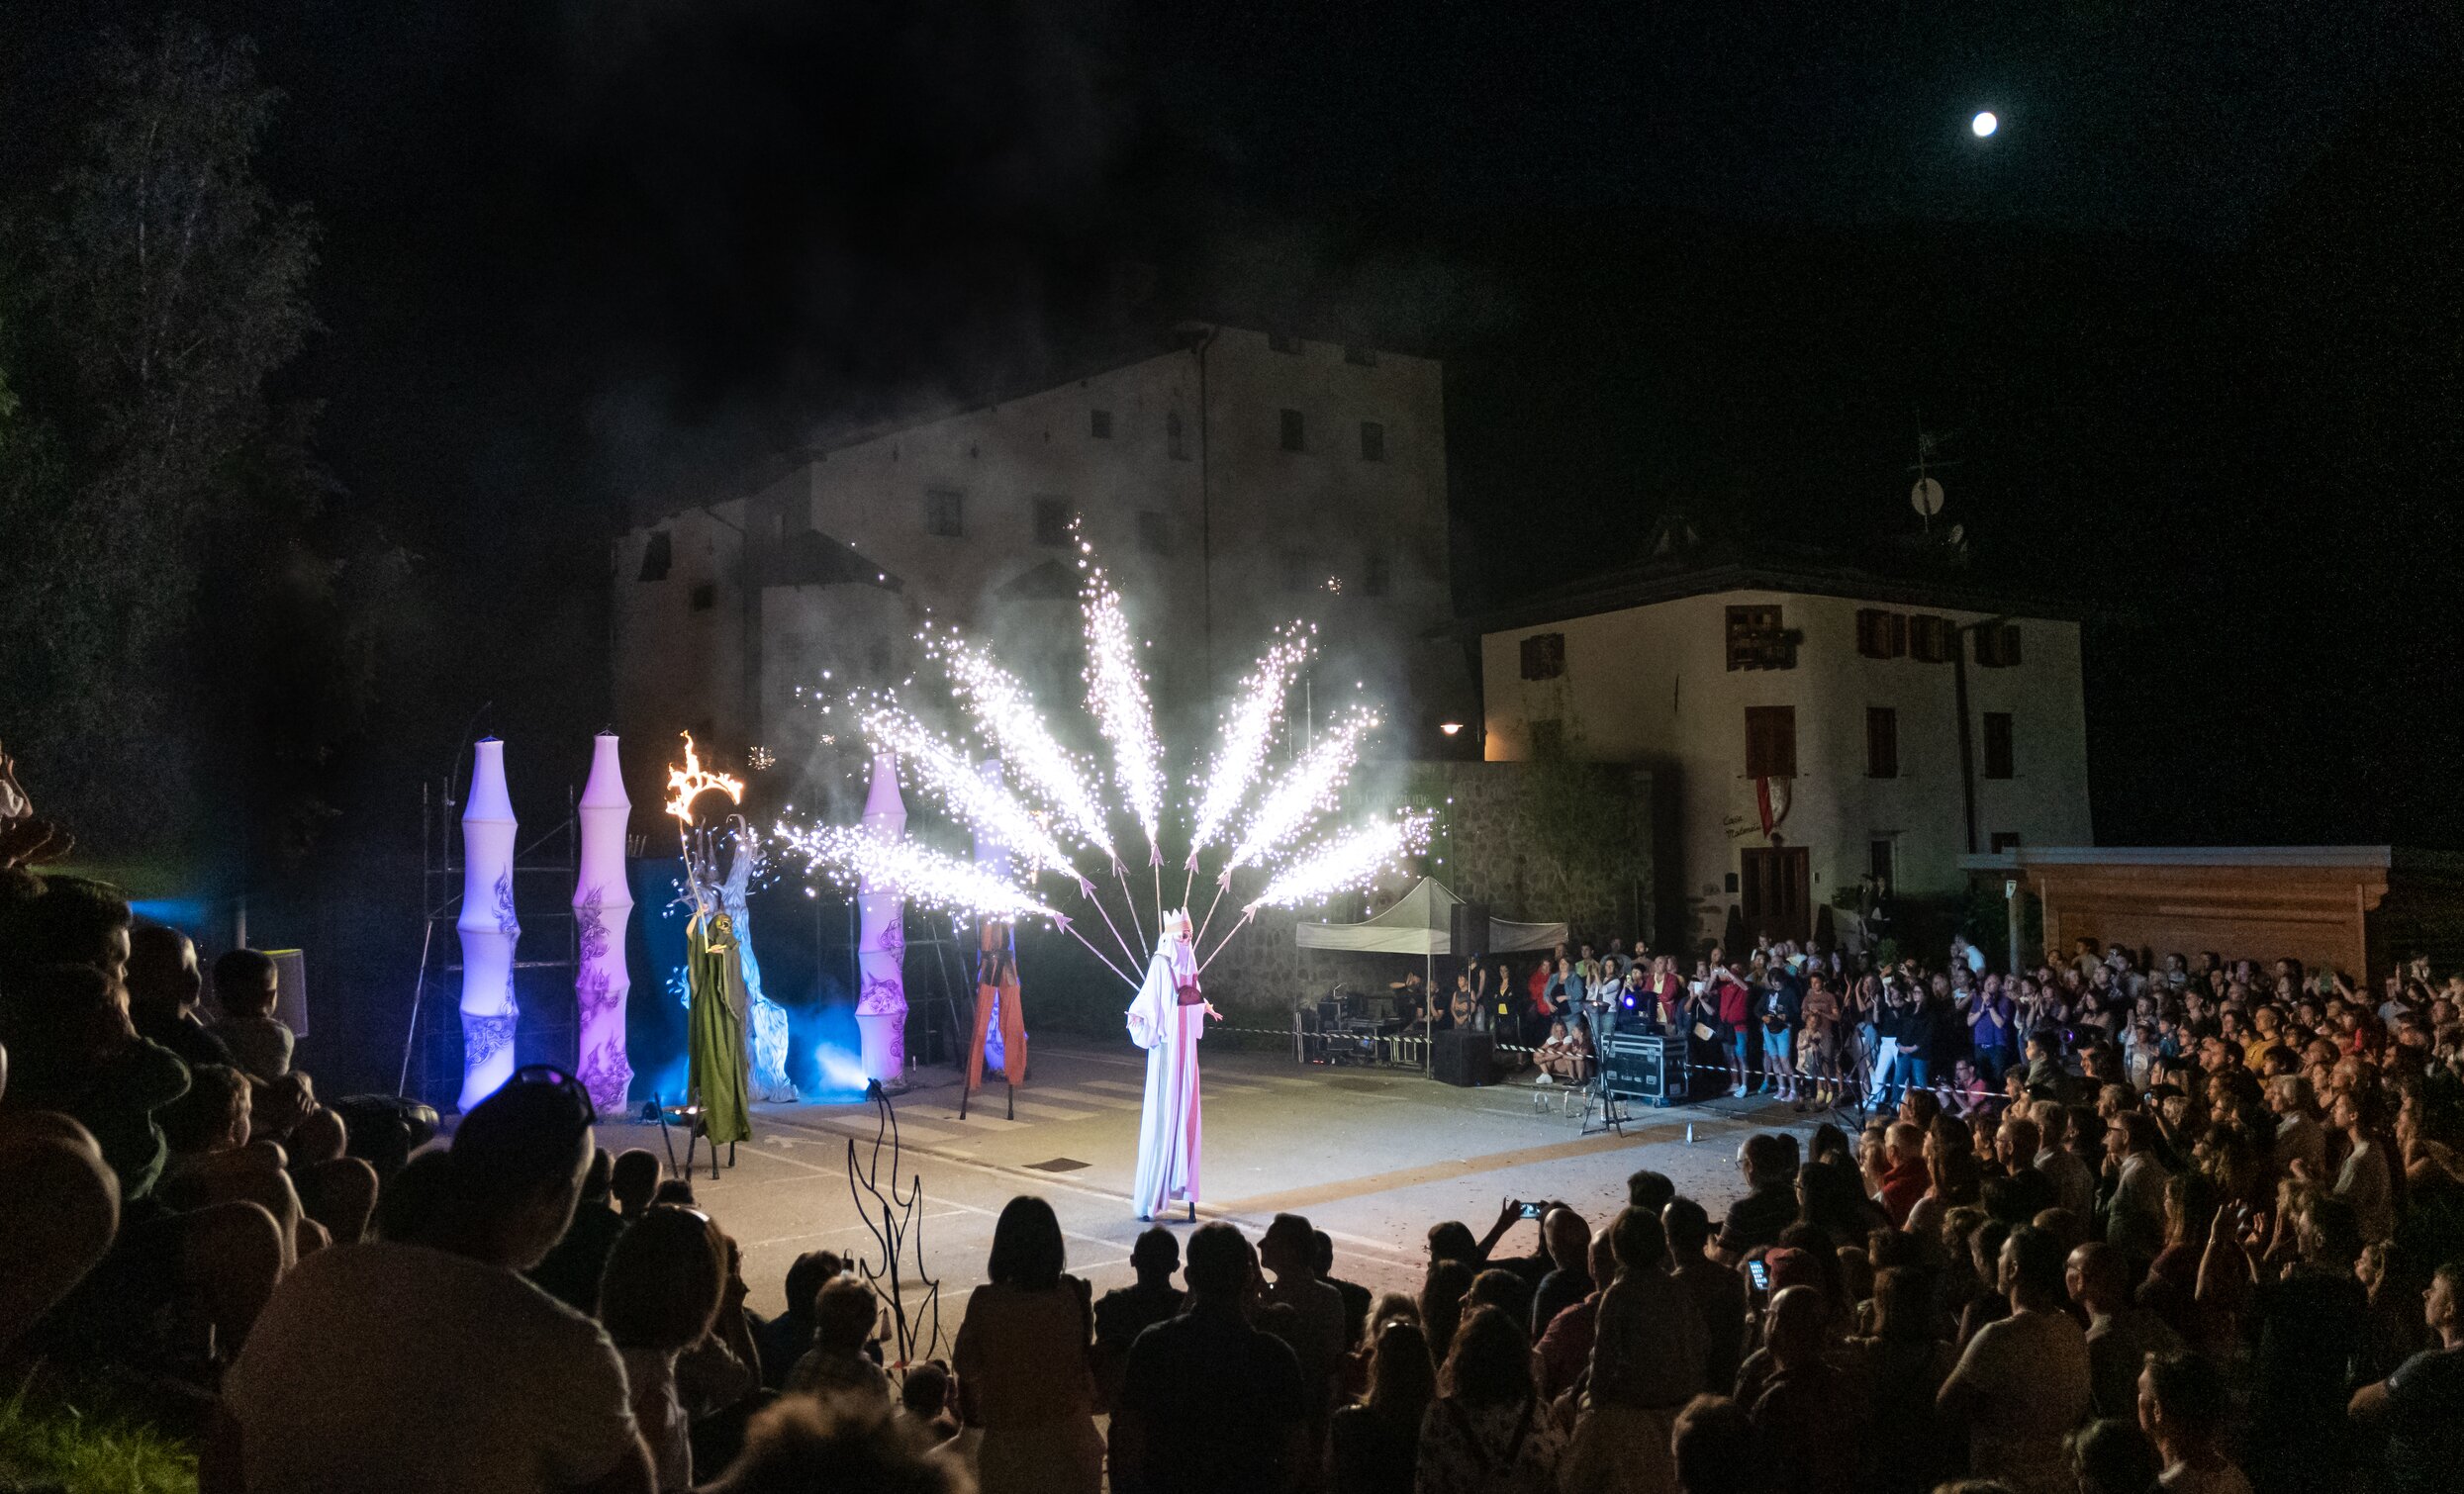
968 917 1027 1091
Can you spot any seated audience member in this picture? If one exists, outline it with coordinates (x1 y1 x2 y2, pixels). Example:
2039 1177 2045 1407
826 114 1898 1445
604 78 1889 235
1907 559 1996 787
893 1360 961 1451
0 1102 119 1356
949 1194 1103 1494
699 1395 961 1494
610 1147 661 1218
1415 1304 1564 1494
209 948 295 1081
208 1066 652 1494
650 1177 698 1209
1535 1018 1588 1083
789 1276 893 1404
1261 1211 1349 1435
2136 1351 2253 1494
527 1148 626 1313
1419 1258 1475 1361
1877 1122 1930 1227
753 1249 844 1390
1670 1394 1768 1494
1628 1167 1678 1213
124 924 237 1072
1113 1221 1309 1494
1746 1285 1865 1494
1938 1223 2093 1494
1327 1318 1434 1494
600 1204 757 1493
157 1060 313 1262
2347 1258 2464 1494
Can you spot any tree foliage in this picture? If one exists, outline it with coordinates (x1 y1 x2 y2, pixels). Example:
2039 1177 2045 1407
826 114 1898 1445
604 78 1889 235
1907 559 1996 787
0 22 393 862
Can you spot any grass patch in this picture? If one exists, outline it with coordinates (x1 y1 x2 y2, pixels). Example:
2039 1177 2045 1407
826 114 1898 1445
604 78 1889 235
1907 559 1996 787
0 1389 195 1494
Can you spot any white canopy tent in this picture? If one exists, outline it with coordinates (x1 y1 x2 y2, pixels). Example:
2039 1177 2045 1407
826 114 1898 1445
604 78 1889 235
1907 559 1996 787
1293 879 1568 1072
1292 876 1566 956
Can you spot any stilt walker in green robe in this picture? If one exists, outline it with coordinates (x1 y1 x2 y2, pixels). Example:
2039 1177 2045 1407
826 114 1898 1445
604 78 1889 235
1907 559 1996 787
686 901 754 1148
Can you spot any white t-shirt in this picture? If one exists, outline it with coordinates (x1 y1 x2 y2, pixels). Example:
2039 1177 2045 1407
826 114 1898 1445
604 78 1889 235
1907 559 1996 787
1944 1306 2092 1494
2159 1458 2255 1494
226 1241 639 1494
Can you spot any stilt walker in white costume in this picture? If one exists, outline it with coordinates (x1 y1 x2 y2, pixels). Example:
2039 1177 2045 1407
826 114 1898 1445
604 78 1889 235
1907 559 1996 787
1127 910 1217 1221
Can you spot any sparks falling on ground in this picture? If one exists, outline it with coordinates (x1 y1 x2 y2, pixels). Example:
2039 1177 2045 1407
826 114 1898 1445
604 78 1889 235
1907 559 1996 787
780 543 1427 983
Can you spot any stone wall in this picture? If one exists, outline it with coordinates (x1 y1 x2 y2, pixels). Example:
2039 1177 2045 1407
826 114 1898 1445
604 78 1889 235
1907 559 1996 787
1203 759 1656 1020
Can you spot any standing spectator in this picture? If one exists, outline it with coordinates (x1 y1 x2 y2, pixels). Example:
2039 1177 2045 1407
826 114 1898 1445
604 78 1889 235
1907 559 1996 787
1715 1134 1802 1261
208 1068 652 1494
600 1205 757 1493
1113 1221 1310 1494
1759 961 1802 1105
2067 1241 2183 1420
2347 1258 2464 1494
1713 963 1753 1097
610 1148 661 1220
2069 1418 2162 1494
528 1148 625 1314
2323 1088 2395 1246
1413 1305 1564 1494
2269 1077 2329 1184
2105 1112 2172 1264
1938 1224 2093 1494
1095 1227 1184 1413
1564 1207 1704 1494
1877 1122 1930 1227
2215 1195 2367 1494
949 1194 1103 1494
1968 975 2019 1085
1847 1264 1958 1494
1526 1207 1593 1338
1419 1260 1474 1362
1532 1233 1619 1402
1670 1394 1767 1494
1663 1197 1747 1392
1263 1211 1350 1450
2136 1352 2253 1494
1327 1319 1434 1494
1745 1285 1865 1494
2038 1110 2100 1222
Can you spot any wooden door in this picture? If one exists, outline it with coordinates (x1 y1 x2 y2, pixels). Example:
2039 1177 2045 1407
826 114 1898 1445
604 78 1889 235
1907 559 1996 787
1741 846 1811 946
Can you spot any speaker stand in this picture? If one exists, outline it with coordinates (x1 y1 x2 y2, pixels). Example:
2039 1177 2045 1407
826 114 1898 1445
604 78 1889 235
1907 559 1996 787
1579 1071 1630 1137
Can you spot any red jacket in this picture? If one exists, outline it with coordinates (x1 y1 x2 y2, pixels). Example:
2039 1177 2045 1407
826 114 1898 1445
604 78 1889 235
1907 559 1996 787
1878 1159 1929 1227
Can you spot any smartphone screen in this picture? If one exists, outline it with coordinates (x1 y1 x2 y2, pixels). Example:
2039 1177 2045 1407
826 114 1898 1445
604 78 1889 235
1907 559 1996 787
1747 1260 1769 1292
1518 1202 1545 1221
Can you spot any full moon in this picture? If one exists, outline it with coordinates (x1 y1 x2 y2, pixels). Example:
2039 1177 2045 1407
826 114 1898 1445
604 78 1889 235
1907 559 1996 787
1971 111 1999 138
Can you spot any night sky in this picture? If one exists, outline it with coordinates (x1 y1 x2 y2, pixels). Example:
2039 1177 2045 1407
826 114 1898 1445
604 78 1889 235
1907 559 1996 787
5 1 2459 849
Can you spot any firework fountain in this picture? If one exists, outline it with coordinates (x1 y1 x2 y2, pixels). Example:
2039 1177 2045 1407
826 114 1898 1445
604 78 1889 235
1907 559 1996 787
777 542 1430 987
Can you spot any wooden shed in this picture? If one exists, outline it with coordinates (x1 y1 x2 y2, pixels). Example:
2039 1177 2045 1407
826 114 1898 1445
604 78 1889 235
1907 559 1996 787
1957 846 2464 983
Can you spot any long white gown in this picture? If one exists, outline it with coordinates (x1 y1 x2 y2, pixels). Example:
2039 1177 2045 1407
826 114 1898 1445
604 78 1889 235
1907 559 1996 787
1126 927 1204 1220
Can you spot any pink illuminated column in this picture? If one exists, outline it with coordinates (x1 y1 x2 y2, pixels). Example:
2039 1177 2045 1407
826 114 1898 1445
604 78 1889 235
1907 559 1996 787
573 732 634 1116
854 753 907 1086
456 737 521 1111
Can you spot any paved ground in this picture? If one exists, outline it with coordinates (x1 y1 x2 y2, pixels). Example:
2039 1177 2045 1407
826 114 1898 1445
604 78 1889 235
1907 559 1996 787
592 1036 1830 1354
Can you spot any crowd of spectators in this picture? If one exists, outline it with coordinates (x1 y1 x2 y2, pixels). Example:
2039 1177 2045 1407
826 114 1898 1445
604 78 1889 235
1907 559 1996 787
6 743 2464 1494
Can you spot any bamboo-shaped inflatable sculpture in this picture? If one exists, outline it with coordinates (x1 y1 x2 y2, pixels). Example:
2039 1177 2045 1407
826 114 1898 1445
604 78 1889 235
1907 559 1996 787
853 753 908 1085
573 732 634 1116
456 737 521 1110
971 758 1022 1084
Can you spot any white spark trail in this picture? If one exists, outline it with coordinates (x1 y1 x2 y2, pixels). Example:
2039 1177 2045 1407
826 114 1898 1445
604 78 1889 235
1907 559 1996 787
774 823 1058 923
926 626 1117 863
856 701 1083 883
1081 557 1164 862
1222 706 1379 877
1243 813 1433 912
1186 624 1312 863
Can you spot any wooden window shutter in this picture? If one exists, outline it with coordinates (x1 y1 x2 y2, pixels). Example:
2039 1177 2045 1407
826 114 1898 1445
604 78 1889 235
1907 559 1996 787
1746 705 1797 778
1865 706 1899 779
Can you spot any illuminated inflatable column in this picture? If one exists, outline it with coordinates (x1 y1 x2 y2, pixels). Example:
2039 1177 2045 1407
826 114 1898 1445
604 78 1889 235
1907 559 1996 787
456 737 521 1111
572 732 634 1116
854 753 908 1087
973 758 1012 1074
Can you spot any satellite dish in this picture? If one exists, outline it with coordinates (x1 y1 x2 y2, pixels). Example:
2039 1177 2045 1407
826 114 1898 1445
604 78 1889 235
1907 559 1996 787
1911 477 1944 517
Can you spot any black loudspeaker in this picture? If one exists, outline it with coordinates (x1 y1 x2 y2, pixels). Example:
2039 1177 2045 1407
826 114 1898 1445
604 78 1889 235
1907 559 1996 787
1449 900 1490 956
1601 1032 1685 1106
1432 1028 1494 1087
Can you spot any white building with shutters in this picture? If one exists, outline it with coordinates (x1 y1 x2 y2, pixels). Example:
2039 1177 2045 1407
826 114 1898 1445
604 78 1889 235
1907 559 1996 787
1465 542 2092 951
609 326 1473 813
